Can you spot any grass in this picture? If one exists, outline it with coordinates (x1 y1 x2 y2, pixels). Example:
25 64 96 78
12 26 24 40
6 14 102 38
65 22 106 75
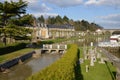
80 60 116 80
0 48 34 63
79 47 116 80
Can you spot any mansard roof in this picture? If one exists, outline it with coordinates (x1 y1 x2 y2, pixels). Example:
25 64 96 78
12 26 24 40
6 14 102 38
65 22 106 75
47 24 74 29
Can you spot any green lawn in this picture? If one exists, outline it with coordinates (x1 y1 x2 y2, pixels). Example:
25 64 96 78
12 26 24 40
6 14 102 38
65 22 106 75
79 47 116 80
0 48 34 63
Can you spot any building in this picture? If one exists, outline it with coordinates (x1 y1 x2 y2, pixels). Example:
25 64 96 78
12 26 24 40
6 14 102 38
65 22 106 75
26 23 75 40
96 29 103 34
47 24 75 39
110 35 120 43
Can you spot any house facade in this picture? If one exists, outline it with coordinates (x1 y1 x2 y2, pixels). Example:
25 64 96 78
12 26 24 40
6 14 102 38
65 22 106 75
47 24 75 39
26 23 75 40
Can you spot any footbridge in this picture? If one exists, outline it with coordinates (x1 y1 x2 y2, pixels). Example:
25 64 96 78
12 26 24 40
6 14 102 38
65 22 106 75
41 44 67 54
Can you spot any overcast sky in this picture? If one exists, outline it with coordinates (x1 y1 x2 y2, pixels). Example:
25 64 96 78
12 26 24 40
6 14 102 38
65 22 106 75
1 0 120 29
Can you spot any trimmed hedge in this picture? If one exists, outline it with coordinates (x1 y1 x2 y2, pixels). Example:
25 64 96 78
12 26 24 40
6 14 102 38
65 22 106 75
0 43 28 55
26 44 79 80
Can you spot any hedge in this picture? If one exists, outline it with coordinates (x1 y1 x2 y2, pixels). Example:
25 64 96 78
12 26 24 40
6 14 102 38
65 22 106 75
26 44 79 80
0 42 28 55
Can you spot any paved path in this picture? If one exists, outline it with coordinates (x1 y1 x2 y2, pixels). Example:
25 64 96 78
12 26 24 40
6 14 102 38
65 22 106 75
98 47 120 80
98 47 120 66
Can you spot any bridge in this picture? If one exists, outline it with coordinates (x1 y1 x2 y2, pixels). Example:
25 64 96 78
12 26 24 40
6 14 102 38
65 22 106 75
41 44 67 54
98 47 120 80
103 29 120 34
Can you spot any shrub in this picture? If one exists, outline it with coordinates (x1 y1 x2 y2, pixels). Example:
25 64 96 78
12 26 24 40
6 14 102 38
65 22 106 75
0 42 28 55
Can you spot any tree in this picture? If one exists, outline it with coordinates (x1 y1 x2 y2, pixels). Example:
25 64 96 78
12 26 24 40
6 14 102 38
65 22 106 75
45 15 103 31
0 0 27 26
4 24 32 41
55 15 63 25
112 31 120 35
38 15 45 23
47 16 56 24
63 16 69 24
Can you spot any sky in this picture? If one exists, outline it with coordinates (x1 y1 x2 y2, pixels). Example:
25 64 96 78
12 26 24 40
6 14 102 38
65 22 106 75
1 0 120 29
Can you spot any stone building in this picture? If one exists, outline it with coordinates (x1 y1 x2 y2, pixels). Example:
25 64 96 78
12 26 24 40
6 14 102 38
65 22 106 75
47 24 75 39
26 23 75 40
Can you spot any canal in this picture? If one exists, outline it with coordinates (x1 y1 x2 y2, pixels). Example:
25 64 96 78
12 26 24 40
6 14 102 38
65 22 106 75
0 54 61 80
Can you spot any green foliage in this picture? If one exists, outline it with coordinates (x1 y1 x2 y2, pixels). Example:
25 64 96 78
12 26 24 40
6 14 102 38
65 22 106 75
47 16 56 24
38 15 45 23
8 14 34 26
40 15 103 31
73 20 103 31
26 44 79 80
0 28 3 34
63 16 69 24
0 48 34 63
79 47 116 80
0 0 28 26
1 24 32 40
112 31 120 35
80 60 116 80
0 42 28 55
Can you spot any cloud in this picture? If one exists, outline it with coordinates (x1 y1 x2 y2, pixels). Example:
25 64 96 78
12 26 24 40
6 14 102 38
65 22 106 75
97 14 120 29
1 0 52 13
32 13 58 18
28 3 52 12
99 14 120 21
43 0 83 7
85 0 120 8
23 0 52 12
97 21 120 29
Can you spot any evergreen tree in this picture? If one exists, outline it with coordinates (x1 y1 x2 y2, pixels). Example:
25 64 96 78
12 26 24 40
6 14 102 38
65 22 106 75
63 15 69 24
55 15 63 25
38 15 45 23
0 0 27 26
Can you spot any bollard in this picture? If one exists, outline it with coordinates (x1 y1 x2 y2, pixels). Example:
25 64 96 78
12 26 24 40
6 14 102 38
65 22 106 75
50 45 52 49
65 45 67 49
57 45 60 49
18 59 23 64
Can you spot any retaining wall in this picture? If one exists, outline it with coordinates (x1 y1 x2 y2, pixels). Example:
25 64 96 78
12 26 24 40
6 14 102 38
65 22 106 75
0 51 36 72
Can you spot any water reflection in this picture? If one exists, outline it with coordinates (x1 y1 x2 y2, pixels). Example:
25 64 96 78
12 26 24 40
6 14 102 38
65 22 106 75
0 54 60 80
0 64 32 80
27 54 60 74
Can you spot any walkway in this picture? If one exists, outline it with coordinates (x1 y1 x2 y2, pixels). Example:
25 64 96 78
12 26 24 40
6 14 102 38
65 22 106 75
98 47 120 80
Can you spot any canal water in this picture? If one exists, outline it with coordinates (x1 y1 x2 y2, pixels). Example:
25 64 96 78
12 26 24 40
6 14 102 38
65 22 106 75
0 54 61 80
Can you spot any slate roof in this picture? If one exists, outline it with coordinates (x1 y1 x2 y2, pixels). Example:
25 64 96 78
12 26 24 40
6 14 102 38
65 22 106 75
47 24 74 29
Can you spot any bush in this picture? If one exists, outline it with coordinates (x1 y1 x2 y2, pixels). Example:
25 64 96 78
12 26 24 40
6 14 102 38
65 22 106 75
0 42 28 55
26 44 79 80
